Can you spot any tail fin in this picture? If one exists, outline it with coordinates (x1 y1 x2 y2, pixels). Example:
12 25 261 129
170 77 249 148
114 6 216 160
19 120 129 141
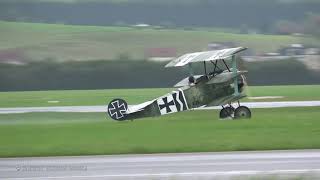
107 99 128 121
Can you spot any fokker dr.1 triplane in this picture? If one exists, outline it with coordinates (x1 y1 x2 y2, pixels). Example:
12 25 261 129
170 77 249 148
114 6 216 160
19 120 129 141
107 47 251 121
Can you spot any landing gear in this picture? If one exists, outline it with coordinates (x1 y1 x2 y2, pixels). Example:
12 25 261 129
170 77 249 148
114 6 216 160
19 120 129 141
219 104 251 119
234 106 251 119
219 106 235 119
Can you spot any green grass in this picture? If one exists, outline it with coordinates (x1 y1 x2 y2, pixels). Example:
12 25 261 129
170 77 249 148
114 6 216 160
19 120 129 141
0 88 171 107
0 85 319 108
245 85 320 101
0 21 305 61
0 85 319 157
0 107 320 157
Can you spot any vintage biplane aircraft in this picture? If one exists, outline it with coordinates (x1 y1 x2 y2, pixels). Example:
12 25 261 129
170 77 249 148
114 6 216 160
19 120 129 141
107 47 251 121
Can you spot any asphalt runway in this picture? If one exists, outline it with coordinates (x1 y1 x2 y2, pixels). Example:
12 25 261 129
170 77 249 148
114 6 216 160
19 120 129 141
0 101 320 114
1 150 320 179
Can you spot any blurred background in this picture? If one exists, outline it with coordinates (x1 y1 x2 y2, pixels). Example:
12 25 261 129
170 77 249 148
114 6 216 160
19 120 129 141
0 0 320 91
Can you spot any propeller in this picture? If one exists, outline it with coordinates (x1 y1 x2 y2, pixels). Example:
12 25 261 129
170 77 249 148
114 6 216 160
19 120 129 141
237 57 253 100
241 74 253 100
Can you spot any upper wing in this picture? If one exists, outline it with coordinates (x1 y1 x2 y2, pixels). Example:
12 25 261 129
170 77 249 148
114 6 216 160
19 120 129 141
165 47 247 67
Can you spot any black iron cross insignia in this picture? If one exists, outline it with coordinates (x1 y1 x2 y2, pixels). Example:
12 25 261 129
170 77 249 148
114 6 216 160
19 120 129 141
158 97 175 113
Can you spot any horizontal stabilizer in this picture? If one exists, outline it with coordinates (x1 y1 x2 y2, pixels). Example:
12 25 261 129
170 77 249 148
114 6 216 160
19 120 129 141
126 100 155 114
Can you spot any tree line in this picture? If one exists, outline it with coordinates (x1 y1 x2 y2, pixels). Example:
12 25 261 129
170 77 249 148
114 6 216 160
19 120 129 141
1 0 319 34
0 59 319 91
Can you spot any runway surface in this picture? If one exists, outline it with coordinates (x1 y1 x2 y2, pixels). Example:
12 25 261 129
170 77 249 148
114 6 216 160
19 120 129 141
1 150 320 179
0 101 320 114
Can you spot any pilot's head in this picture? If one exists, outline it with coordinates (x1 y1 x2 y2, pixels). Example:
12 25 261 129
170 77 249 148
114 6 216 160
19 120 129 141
188 76 195 84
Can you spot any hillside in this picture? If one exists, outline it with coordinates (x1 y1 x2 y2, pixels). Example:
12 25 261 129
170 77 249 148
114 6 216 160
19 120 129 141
0 21 306 61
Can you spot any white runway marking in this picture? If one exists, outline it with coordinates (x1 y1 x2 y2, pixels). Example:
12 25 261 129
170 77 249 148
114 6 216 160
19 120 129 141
0 101 320 114
7 169 320 179
47 101 60 103
248 96 284 100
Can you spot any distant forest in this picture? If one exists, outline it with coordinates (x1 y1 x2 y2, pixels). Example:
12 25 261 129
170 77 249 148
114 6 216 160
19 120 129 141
1 0 319 33
1 59 319 91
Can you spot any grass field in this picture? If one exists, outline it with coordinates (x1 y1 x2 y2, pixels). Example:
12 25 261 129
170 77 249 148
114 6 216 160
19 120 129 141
0 85 319 107
0 85 320 157
0 107 320 157
0 21 306 61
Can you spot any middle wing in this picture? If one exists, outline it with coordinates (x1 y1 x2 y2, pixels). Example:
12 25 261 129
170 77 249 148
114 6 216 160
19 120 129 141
165 47 247 67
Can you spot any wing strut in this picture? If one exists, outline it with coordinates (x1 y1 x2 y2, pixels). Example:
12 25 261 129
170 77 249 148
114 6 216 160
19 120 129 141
188 63 194 76
211 60 222 73
232 55 239 95
203 61 207 75
222 59 231 72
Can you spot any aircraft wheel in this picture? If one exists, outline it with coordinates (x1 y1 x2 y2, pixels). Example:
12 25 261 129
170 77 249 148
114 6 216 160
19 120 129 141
219 107 235 119
234 106 251 119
